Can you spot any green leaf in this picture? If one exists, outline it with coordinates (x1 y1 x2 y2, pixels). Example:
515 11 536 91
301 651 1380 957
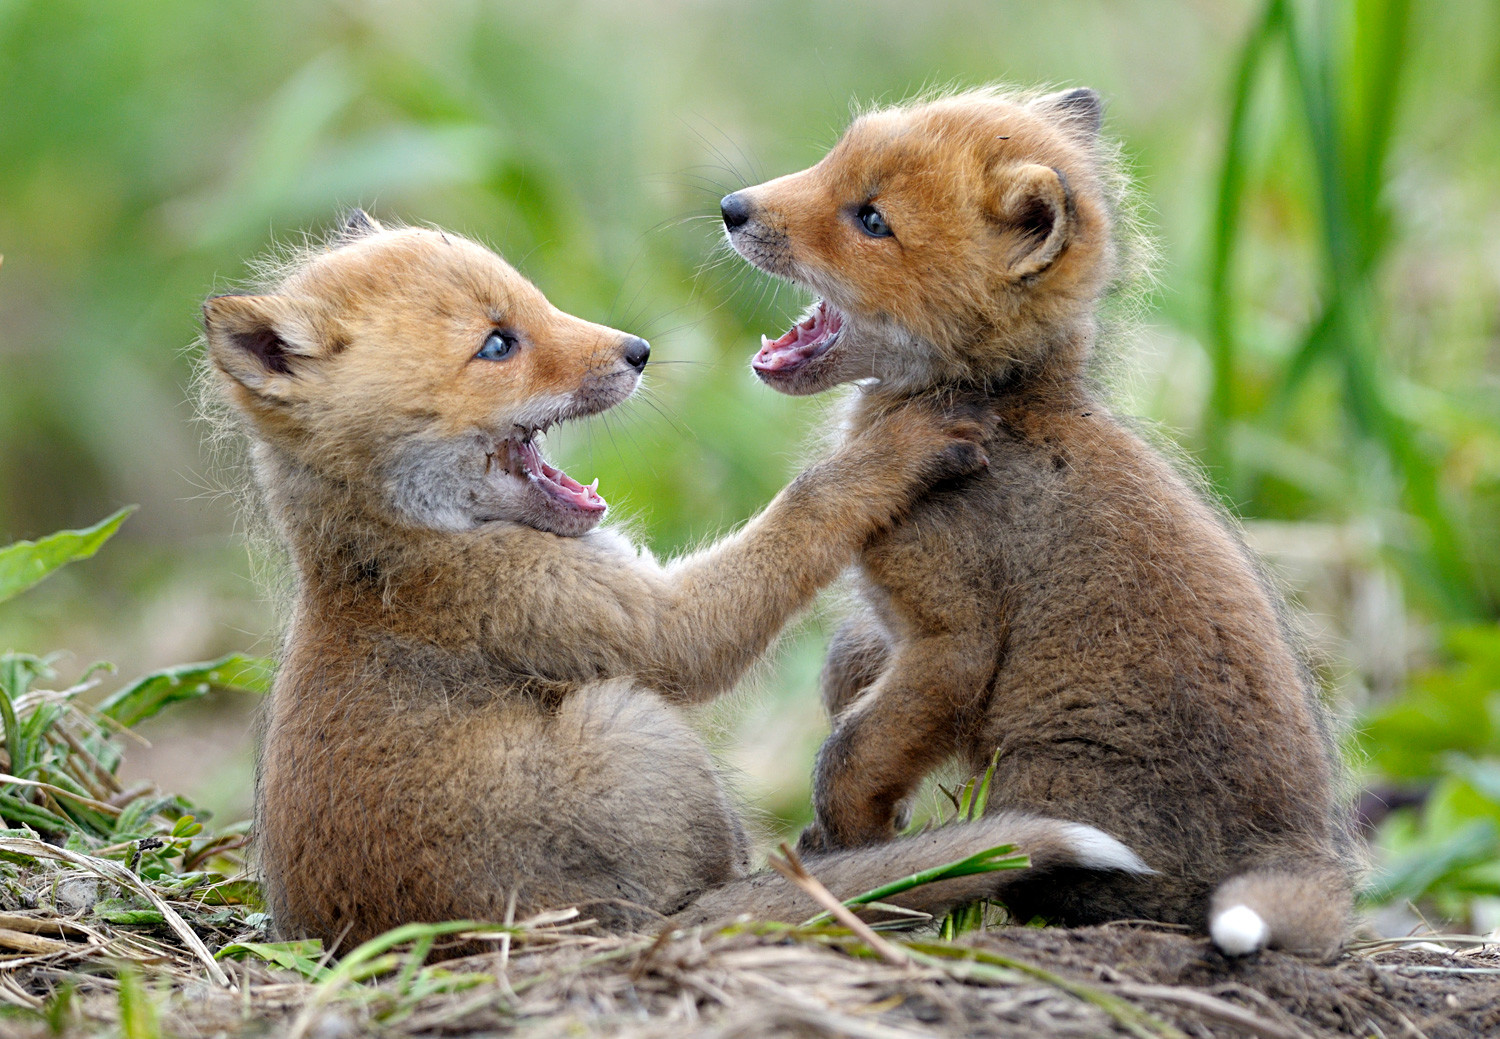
1363 817 1499 905
111 795 178 840
217 939 329 980
93 897 166 926
0 653 52 703
0 507 134 605
1447 757 1500 803
97 654 273 728
18 701 66 777
0 793 70 834
44 982 75 1034
1362 625 1500 778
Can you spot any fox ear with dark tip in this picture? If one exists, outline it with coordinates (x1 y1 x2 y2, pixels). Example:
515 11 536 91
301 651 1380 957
1036 87 1103 139
989 163 1075 280
202 294 329 401
334 207 383 245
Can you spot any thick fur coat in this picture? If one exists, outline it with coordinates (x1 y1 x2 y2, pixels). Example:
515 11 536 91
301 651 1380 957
722 87 1359 956
203 215 1150 949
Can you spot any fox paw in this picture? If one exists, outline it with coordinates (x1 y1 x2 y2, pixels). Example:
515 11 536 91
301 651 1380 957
920 400 993 482
796 822 832 856
929 428 989 483
892 799 913 833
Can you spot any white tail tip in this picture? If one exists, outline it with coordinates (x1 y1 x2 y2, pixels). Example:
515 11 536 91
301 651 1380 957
1058 822 1154 874
1211 904 1269 956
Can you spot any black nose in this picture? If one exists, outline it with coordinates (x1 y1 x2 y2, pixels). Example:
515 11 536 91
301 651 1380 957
720 192 752 230
622 336 650 371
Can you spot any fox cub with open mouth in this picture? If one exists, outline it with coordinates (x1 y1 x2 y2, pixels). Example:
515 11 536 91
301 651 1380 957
723 87 1359 957
202 210 1153 950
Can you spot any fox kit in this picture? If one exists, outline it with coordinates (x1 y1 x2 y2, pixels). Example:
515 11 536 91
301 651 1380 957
202 210 1151 949
721 87 1359 957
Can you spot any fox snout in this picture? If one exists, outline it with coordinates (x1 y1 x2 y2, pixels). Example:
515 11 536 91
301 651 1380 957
719 188 800 283
621 335 650 371
720 192 752 230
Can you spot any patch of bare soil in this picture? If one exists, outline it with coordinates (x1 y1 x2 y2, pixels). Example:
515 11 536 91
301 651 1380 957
7 921 1498 1038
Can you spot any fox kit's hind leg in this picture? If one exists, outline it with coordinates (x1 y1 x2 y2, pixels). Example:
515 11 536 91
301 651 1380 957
820 612 891 719
821 613 925 831
803 633 997 851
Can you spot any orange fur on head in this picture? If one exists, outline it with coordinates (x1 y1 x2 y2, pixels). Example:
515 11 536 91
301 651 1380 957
204 215 639 537
725 87 1128 393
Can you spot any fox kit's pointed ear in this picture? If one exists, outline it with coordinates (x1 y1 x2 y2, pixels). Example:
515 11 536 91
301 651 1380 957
990 163 1075 280
202 294 329 400
335 208 383 245
1035 87 1103 139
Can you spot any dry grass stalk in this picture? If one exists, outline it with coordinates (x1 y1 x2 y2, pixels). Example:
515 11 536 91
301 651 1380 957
764 841 912 968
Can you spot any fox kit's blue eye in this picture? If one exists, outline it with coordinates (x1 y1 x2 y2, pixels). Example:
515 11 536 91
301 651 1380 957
857 204 893 238
476 330 519 361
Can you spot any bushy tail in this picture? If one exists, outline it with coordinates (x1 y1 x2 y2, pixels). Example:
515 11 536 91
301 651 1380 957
1209 864 1352 958
673 810 1150 928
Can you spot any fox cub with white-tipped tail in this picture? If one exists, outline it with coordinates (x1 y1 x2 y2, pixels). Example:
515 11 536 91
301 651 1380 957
722 86 1359 957
202 210 1152 951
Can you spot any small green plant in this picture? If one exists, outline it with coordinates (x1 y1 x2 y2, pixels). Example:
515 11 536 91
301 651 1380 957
930 752 1015 937
0 510 270 863
1360 624 1500 923
0 509 273 992
116 966 163 1039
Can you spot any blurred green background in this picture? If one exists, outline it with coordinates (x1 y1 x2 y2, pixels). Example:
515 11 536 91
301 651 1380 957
2 0 1499 928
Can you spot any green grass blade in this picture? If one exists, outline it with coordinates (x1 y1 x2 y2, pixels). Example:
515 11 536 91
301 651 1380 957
0 506 134 604
1270 0 1480 617
1269 301 1337 417
1347 0 1413 262
98 653 274 727
1204 0 1287 483
967 751 999 822
803 844 1029 926
116 966 162 1039
0 654 53 780
287 920 514 1038
392 934 438 999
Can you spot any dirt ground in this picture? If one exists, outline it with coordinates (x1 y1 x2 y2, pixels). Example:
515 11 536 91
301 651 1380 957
9 920 1499 1038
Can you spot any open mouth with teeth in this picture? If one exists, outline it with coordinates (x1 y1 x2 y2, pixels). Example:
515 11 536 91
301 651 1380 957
752 299 843 377
500 425 606 527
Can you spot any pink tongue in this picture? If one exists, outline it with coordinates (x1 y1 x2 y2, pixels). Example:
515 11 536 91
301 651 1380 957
753 303 842 372
519 442 606 513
